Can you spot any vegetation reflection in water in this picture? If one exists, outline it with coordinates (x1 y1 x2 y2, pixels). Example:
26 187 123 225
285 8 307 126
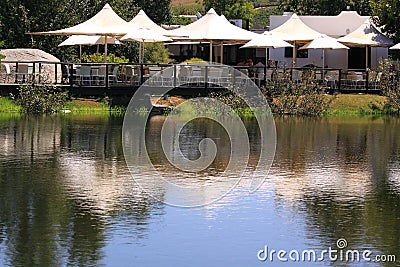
0 114 398 266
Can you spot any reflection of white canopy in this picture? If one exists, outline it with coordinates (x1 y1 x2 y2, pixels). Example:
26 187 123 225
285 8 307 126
271 13 322 67
129 10 169 35
167 8 258 62
300 34 349 69
31 4 131 62
241 31 293 65
121 27 172 63
58 35 121 46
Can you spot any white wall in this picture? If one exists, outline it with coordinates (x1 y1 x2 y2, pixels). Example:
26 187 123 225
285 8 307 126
269 48 348 69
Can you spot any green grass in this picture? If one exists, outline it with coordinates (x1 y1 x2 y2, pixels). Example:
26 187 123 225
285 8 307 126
0 97 22 112
326 94 387 116
62 99 125 113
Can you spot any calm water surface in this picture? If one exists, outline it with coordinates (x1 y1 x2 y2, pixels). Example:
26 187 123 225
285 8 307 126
0 114 399 266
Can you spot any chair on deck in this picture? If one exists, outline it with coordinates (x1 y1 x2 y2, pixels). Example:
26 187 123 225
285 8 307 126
79 65 92 86
325 70 339 90
15 63 29 83
108 65 119 85
1 63 12 83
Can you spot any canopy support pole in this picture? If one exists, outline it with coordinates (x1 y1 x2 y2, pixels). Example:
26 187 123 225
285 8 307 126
220 42 223 64
142 41 145 64
292 40 297 68
209 40 213 63
79 45 82 63
104 34 108 63
366 45 369 69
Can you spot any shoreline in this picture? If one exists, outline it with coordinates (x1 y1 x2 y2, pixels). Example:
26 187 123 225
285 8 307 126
0 94 393 116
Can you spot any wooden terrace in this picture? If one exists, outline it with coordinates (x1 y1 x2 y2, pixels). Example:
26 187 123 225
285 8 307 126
0 61 384 97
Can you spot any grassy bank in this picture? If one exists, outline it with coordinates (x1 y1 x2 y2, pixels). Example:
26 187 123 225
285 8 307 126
0 97 125 113
0 94 392 116
327 94 387 115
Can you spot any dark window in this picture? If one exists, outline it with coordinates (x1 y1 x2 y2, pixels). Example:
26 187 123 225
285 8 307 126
284 45 308 58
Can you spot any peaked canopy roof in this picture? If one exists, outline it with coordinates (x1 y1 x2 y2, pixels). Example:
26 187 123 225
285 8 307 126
167 8 258 42
31 4 131 36
300 34 349 50
129 10 169 35
241 31 293 49
270 13 322 42
338 19 393 47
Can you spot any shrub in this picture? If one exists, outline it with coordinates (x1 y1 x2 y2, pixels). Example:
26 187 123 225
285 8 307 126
181 57 208 64
264 69 329 116
144 43 171 64
81 52 129 63
14 84 68 114
377 59 400 114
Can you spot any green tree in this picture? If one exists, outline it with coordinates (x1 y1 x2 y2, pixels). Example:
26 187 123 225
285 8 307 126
144 43 171 63
371 0 400 43
225 0 255 21
203 0 255 20
131 0 172 24
252 7 282 28
280 0 371 16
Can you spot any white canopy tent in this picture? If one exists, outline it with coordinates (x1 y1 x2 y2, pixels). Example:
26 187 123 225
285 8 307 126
129 10 169 35
270 13 322 67
30 4 132 62
167 8 258 63
127 10 171 63
338 19 393 68
58 35 121 62
300 34 349 69
121 28 172 63
390 43 400 50
241 31 293 66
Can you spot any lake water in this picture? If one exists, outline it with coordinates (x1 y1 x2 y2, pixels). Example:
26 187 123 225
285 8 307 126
0 114 399 266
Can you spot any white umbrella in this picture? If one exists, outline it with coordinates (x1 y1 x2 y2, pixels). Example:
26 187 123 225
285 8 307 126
30 4 132 62
390 43 400 50
241 31 293 66
58 35 121 62
300 34 349 70
270 13 322 67
121 27 172 63
167 8 258 63
58 35 121 46
338 19 393 68
129 10 169 35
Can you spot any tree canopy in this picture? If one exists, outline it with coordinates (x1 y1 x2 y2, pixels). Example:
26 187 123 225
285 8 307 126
371 0 400 43
203 0 255 20
279 0 372 16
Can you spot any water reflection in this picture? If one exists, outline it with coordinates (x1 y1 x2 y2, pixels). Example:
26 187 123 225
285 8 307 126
0 114 157 267
0 114 398 266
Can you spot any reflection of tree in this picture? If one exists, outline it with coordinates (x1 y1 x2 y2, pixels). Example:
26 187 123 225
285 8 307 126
0 114 157 266
274 117 400 263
